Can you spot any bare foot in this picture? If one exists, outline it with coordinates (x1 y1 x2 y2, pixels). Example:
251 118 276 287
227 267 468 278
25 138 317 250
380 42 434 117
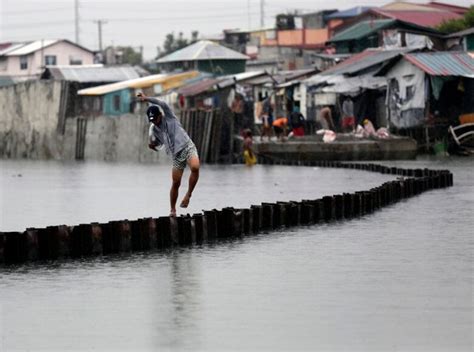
180 193 191 208
170 209 177 217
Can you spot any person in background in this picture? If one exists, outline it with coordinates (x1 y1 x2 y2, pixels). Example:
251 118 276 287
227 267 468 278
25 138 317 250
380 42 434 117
272 117 288 141
137 92 200 217
363 118 377 136
231 93 245 134
242 129 257 166
319 106 336 131
289 107 305 137
259 94 274 141
341 97 355 133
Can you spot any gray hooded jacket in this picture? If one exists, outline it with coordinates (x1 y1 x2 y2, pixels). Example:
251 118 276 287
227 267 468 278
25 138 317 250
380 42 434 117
147 98 191 156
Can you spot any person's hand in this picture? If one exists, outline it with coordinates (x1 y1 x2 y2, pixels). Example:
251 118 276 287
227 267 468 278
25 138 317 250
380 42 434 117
137 92 148 102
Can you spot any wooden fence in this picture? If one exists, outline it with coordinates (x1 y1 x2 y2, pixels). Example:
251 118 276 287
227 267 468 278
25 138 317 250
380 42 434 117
180 108 233 164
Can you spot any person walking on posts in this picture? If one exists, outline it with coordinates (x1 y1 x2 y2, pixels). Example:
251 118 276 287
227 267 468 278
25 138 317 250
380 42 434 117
137 92 200 217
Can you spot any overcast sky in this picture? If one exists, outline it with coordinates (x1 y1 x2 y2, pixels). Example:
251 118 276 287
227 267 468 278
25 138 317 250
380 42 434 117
1 0 472 60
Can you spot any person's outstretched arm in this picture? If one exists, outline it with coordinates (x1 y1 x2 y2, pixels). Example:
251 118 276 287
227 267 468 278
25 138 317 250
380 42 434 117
136 92 173 118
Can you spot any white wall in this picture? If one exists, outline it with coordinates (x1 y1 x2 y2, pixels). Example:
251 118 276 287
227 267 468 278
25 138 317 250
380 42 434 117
5 41 95 77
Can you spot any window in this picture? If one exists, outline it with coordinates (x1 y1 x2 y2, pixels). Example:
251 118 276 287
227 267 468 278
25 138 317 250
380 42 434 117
69 56 82 65
113 95 121 111
45 55 57 66
20 55 28 70
0 57 7 71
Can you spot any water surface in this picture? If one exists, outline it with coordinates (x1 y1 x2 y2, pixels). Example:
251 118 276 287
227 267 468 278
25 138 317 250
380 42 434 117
0 158 472 351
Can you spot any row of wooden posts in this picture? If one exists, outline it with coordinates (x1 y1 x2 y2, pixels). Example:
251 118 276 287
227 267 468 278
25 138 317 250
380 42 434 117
0 161 453 265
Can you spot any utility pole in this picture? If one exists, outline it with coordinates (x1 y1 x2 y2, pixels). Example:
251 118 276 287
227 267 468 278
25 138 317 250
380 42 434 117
94 19 108 52
75 0 80 44
260 0 265 28
248 0 251 29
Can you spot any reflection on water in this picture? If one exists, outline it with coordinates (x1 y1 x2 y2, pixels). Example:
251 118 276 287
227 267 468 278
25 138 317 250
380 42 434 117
0 158 472 351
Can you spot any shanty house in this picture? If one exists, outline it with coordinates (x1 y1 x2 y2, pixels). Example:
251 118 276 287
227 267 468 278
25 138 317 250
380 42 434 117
157 40 249 75
41 64 143 116
301 48 416 128
377 52 474 135
77 71 199 116
327 19 442 54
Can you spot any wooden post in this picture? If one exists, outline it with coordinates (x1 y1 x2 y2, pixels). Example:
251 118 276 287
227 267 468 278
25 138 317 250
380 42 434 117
300 201 315 225
36 225 70 260
334 195 344 220
192 213 207 244
101 221 131 255
203 210 218 240
177 215 193 245
71 223 103 257
130 218 157 251
343 193 353 219
251 205 262 233
261 203 275 230
3 232 29 264
242 208 253 235
322 196 335 221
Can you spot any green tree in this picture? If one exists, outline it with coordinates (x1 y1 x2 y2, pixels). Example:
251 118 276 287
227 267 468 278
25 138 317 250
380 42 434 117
437 6 474 33
118 46 143 65
158 31 199 58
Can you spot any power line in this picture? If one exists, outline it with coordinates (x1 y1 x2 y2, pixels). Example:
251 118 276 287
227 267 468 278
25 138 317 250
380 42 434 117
82 12 261 23
5 21 74 29
2 7 71 15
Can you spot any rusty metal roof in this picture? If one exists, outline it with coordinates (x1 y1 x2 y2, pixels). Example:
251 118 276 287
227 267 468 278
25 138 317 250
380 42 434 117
321 48 414 76
403 52 474 78
372 8 461 28
177 77 221 97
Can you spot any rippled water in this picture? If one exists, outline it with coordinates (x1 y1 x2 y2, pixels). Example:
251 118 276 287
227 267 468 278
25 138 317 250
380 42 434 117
0 158 472 351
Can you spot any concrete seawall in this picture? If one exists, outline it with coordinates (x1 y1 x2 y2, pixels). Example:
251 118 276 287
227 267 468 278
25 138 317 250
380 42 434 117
254 137 418 161
0 81 169 163
0 161 453 265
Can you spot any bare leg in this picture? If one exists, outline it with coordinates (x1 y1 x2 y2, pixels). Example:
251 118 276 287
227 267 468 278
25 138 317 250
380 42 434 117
170 167 184 216
180 155 200 208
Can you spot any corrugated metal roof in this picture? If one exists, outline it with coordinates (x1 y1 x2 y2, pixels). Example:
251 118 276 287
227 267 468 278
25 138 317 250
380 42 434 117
0 39 94 56
42 65 140 82
326 6 372 19
329 19 395 43
157 40 249 63
0 42 27 56
177 77 220 97
373 9 461 28
217 71 266 89
444 27 474 38
381 2 444 12
321 48 413 76
244 69 317 86
425 2 469 15
4 40 59 56
78 71 200 96
403 52 474 78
